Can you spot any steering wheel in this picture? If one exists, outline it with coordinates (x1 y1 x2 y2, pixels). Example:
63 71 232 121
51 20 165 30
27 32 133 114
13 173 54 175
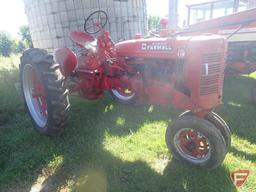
84 10 109 34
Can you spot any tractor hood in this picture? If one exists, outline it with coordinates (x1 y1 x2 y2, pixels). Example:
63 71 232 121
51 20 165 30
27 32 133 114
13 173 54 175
115 35 226 59
115 37 180 59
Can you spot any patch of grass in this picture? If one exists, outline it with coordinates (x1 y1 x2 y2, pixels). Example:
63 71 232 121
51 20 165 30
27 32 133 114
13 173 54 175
0 55 23 125
0 56 255 192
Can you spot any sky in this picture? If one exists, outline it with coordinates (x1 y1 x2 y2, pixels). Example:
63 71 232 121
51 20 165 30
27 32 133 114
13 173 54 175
0 0 28 37
0 0 205 37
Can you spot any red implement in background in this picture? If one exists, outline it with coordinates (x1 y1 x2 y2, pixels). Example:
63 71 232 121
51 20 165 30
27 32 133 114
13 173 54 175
184 0 256 75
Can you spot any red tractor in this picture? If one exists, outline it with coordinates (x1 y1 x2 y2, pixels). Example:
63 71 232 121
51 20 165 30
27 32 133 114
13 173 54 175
20 11 230 169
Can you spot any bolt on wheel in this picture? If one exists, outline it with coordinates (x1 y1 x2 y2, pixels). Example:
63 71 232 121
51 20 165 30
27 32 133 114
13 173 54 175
179 110 231 152
174 128 211 164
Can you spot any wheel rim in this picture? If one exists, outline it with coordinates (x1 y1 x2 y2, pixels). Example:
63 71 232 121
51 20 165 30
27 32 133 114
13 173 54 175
174 128 211 163
23 64 47 128
112 87 135 101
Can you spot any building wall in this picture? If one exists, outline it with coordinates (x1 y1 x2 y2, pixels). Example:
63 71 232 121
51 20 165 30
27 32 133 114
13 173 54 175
23 0 147 50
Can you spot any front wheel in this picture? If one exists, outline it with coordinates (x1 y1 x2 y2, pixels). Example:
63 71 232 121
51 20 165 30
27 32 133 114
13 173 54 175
20 48 70 136
166 115 226 169
179 111 231 152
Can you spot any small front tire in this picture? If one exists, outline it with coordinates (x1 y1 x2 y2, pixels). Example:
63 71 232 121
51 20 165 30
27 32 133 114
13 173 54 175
180 111 231 152
166 115 226 169
205 112 231 151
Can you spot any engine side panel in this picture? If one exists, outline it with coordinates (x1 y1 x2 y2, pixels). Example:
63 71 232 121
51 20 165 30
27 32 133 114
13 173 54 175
120 35 227 112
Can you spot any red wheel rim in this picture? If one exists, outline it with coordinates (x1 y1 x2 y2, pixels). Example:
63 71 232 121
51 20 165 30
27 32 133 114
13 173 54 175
31 71 48 117
174 128 210 163
22 64 48 128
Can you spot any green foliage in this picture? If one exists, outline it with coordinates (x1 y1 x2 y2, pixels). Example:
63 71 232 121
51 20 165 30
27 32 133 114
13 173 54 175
12 40 26 53
0 55 21 125
16 41 26 53
148 15 161 32
0 31 14 57
0 26 32 57
18 25 33 48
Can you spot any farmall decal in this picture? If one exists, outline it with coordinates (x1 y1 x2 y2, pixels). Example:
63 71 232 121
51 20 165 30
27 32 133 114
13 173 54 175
141 42 172 51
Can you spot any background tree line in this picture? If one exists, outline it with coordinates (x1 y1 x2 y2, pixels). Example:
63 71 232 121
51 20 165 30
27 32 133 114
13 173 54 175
148 15 161 32
0 25 33 57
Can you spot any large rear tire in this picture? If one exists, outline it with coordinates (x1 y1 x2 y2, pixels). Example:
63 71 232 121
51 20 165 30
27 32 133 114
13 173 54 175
20 48 70 136
166 115 226 169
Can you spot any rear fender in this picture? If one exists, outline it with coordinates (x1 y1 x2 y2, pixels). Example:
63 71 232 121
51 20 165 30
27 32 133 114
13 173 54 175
54 48 77 77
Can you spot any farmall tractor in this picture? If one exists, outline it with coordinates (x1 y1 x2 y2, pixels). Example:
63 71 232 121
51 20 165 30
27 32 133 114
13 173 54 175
20 11 231 169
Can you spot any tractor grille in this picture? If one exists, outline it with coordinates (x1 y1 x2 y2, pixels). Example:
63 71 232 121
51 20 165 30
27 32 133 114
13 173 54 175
200 53 222 95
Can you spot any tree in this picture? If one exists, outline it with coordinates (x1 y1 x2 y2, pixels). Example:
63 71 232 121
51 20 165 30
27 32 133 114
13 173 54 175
0 31 14 57
148 15 161 32
13 40 26 53
18 25 33 48
17 41 26 52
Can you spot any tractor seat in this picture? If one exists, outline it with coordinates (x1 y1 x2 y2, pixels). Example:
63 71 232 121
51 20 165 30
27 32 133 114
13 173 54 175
68 31 95 47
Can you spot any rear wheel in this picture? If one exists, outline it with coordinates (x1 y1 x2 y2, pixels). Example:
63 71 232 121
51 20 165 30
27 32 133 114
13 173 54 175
166 115 226 169
20 48 70 136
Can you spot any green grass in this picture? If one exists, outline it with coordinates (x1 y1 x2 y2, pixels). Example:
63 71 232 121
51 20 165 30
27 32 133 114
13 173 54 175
0 55 256 192
0 55 22 126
